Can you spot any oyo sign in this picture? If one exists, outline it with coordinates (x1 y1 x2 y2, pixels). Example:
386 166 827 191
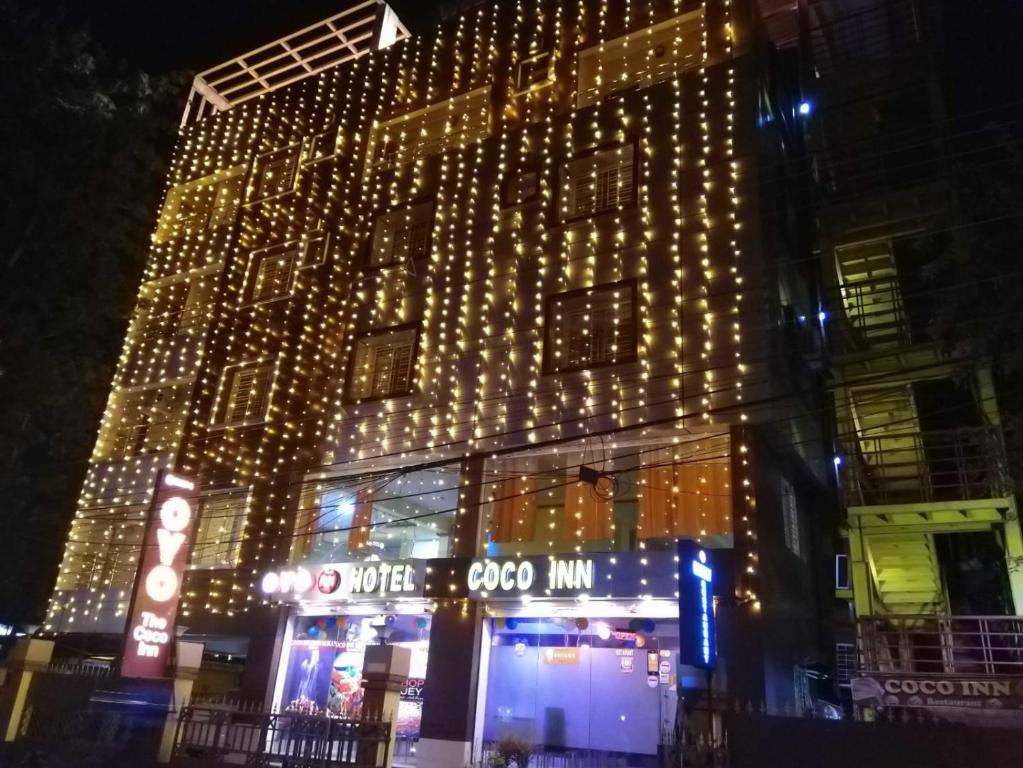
261 560 422 600
122 471 197 678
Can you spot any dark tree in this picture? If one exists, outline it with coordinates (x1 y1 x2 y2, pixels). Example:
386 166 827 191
0 0 182 624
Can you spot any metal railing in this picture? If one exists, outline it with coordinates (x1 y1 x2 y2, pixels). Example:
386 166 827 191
843 426 1010 506
859 615 1023 676
838 277 912 351
172 706 392 768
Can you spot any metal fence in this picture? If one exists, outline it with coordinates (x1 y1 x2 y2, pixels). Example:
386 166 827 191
843 426 1010 506
172 705 392 768
859 614 1023 675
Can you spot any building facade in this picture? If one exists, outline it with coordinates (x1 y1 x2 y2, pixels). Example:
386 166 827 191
803 0 1023 719
44 0 836 763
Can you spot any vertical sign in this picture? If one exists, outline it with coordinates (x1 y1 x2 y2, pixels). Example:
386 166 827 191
677 539 716 670
121 471 197 679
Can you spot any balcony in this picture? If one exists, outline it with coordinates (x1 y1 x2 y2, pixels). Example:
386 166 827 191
859 615 1023 676
843 426 1011 507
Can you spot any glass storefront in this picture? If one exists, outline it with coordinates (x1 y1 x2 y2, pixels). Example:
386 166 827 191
278 613 431 743
482 616 680 764
299 467 459 563
481 432 733 557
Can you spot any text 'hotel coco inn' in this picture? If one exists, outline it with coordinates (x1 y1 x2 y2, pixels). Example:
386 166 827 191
42 0 835 765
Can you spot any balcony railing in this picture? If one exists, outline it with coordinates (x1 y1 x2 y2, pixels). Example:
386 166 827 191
843 426 1011 506
838 277 912 351
859 615 1023 676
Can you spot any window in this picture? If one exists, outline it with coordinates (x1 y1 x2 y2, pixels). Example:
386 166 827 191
346 326 418 401
516 51 553 93
781 478 802 558
215 363 274 426
104 384 187 459
250 145 301 203
368 86 492 171
305 127 341 165
249 247 299 302
560 143 636 221
502 168 541 207
302 232 330 267
368 201 433 268
544 281 637 373
577 9 704 108
155 166 245 242
191 494 247 568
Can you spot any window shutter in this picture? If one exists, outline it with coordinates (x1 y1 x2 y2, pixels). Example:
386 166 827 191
371 347 396 397
252 251 297 302
573 174 594 217
227 366 271 424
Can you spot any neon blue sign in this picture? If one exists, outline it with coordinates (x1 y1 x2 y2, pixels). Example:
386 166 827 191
677 540 716 670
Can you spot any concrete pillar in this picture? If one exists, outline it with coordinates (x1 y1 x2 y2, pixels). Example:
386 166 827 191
417 602 483 768
1003 506 1023 614
361 644 411 768
0 638 54 742
848 523 873 618
157 640 205 763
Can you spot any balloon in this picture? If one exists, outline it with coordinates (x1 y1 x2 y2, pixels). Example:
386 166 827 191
316 618 327 629
642 619 656 633
336 617 346 627
385 615 396 625
416 617 428 629
575 618 589 631
505 617 519 630
326 617 337 630
628 618 642 632
307 626 320 638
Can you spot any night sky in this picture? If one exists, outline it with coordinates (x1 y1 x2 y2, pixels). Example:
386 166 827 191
62 0 440 75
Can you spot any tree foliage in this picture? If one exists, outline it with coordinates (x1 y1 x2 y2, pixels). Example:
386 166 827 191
0 0 182 623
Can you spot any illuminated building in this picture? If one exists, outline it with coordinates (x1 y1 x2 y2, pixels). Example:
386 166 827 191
44 0 838 761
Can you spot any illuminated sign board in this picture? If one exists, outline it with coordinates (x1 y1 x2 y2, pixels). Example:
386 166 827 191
261 560 425 601
260 551 681 604
465 556 594 595
121 471 197 679
677 539 716 670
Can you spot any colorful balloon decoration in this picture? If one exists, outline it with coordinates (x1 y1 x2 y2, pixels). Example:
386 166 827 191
416 617 429 629
505 617 519 630
307 625 320 638
575 618 589 631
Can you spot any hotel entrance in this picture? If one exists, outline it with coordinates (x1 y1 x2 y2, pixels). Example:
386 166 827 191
480 614 681 766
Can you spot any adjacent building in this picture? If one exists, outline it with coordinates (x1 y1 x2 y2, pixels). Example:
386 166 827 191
42 0 839 764
803 0 1023 718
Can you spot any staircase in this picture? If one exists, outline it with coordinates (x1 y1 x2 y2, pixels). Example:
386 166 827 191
849 386 926 503
867 533 945 614
836 239 910 349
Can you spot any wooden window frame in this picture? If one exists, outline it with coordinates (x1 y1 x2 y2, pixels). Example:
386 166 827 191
190 491 249 569
303 125 342 166
343 323 421 404
500 166 542 209
515 50 554 95
246 245 301 305
542 279 639 375
210 359 276 428
557 138 640 224
246 143 302 205
363 198 435 272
